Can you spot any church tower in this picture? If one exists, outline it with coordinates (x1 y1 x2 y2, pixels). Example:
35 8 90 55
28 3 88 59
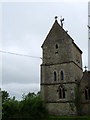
41 17 83 115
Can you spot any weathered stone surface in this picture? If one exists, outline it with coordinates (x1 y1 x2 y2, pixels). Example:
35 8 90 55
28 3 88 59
41 19 83 115
80 71 90 115
46 103 76 115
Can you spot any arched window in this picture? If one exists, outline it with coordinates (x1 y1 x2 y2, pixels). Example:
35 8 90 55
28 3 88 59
85 89 88 100
61 71 64 80
63 88 65 98
59 87 62 98
59 86 65 99
85 88 90 100
54 71 57 81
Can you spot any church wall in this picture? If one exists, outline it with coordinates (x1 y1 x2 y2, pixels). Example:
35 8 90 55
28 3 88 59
41 62 77 84
41 83 76 102
81 103 90 115
41 19 84 116
72 62 83 81
41 61 83 115
72 43 82 69
41 62 83 85
80 72 90 115
42 37 73 65
46 102 76 115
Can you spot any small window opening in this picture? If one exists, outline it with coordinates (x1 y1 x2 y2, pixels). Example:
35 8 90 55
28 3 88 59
61 71 64 80
85 88 90 100
85 89 88 100
55 51 58 54
59 87 65 99
59 88 62 98
63 88 65 98
56 44 58 49
54 71 57 81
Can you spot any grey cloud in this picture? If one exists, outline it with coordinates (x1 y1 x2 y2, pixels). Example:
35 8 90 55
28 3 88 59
2 54 41 84
2 2 88 99
2 83 40 100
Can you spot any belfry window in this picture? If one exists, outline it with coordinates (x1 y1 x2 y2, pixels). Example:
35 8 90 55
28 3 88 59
54 71 57 81
61 71 64 80
85 88 90 100
59 86 65 99
55 44 59 54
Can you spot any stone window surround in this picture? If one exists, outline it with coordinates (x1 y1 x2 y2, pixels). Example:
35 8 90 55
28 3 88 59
85 87 90 100
54 70 57 81
59 86 65 99
53 69 65 82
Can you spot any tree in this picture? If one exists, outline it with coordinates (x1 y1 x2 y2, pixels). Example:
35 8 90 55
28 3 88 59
2 91 48 120
20 92 48 120
2 90 10 104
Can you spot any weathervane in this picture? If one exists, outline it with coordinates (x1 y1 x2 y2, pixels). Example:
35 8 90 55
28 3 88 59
60 16 64 28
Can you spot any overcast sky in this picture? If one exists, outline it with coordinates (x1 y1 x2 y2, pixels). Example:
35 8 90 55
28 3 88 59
1 0 89 100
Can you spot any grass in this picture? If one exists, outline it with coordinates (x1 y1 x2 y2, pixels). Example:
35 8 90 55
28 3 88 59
47 115 90 120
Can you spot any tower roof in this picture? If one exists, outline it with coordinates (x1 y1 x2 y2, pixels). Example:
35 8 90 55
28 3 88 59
81 71 90 87
41 19 82 54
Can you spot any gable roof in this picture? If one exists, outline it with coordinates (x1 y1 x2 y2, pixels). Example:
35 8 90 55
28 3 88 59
81 71 90 86
41 19 82 54
42 19 68 47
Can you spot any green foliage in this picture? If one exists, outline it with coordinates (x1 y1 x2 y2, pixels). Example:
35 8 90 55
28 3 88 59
2 91 48 120
2 90 10 104
2 94 19 120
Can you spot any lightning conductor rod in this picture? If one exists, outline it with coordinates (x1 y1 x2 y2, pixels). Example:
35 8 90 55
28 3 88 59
88 1 90 71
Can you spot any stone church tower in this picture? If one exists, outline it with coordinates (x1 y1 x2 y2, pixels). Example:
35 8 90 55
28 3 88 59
41 18 83 115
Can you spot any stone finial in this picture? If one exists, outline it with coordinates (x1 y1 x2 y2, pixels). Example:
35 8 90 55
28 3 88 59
55 16 58 21
84 66 87 71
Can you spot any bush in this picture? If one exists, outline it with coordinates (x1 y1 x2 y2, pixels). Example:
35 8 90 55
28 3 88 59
2 91 48 120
